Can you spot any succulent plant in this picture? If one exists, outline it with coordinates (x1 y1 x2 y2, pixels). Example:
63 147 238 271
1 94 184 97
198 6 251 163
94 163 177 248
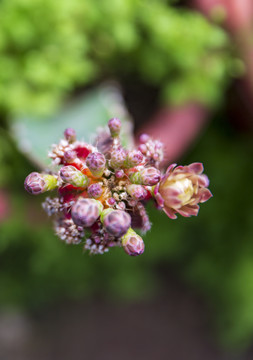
24 118 212 256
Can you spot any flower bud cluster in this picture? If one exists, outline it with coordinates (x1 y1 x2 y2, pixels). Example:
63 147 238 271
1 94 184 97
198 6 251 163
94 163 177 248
24 118 212 257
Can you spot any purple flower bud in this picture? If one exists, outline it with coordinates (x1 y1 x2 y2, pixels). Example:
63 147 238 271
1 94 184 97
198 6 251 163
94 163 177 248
64 128 76 143
125 150 143 168
139 134 150 144
115 170 125 179
63 150 76 163
86 152 106 178
117 202 126 210
101 209 131 237
24 172 57 195
87 183 103 199
60 166 89 188
71 198 103 227
126 184 148 200
138 144 147 154
130 167 161 186
108 118 121 137
106 197 116 207
110 148 127 169
122 228 145 256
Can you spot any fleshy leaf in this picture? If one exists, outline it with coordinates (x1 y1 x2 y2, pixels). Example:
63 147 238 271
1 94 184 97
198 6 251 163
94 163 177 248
11 84 134 168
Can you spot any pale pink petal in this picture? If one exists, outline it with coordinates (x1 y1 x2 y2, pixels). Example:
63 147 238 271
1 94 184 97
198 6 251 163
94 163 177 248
177 204 199 217
165 163 177 175
198 174 209 187
163 206 177 219
166 197 182 207
188 162 203 174
198 188 213 203
154 192 164 207
161 187 181 197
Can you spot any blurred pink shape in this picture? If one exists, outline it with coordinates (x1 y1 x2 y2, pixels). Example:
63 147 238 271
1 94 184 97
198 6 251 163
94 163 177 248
191 0 253 31
0 189 11 223
136 103 208 165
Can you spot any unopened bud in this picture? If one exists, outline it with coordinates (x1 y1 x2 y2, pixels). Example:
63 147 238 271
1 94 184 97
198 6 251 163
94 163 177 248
108 118 121 137
101 209 131 237
126 184 147 200
110 148 127 169
86 152 106 178
63 150 76 163
106 197 116 207
122 228 145 256
24 172 57 195
130 167 160 186
87 183 103 199
138 144 147 154
115 170 125 179
60 166 89 188
139 134 150 144
64 128 76 143
125 150 143 168
71 198 103 227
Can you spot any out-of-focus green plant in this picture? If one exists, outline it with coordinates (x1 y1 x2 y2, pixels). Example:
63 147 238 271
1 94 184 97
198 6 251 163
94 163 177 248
0 0 232 117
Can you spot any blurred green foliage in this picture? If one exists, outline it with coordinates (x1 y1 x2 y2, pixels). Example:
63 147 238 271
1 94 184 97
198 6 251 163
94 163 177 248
0 0 232 117
1 118 253 349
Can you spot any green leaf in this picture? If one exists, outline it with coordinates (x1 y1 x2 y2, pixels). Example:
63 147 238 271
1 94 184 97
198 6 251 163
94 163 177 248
11 84 134 168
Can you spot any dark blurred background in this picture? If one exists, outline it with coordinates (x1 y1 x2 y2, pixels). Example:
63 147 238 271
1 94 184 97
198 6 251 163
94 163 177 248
0 0 253 359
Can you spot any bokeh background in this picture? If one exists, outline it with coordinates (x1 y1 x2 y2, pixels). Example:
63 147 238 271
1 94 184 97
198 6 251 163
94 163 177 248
0 0 253 359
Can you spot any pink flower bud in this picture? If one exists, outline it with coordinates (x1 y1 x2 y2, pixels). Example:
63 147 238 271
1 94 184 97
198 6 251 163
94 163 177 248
156 163 213 219
24 172 57 195
87 183 103 198
86 152 106 178
115 170 125 178
110 148 127 169
139 134 150 144
130 167 161 186
64 128 76 143
106 197 116 207
60 166 89 188
138 144 147 154
71 198 103 227
63 150 76 163
126 184 148 200
125 150 143 168
108 118 121 137
101 209 131 237
122 228 145 256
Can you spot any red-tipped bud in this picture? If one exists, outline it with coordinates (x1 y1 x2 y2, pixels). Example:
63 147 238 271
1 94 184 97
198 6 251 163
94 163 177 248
64 128 76 143
60 166 89 188
130 167 161 186
24 172 57 195
122 228 145 256
87 183 103 199
108 118 121 137
71 198 103 227
126 184 148 200
125 150 143 168
110 148 127 169
86 152 106 178
101 209 131 237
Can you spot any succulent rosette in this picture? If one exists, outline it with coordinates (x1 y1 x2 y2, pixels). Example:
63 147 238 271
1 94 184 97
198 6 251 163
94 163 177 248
24 118 212 256
154 163 212 219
